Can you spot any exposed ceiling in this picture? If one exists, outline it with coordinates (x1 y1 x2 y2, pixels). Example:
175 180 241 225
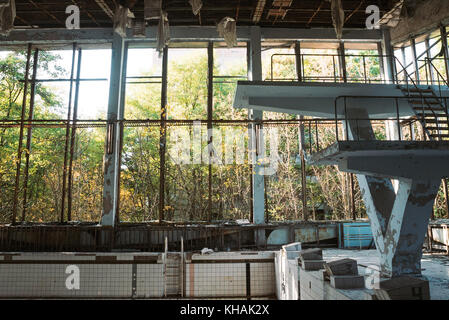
14 0 398 29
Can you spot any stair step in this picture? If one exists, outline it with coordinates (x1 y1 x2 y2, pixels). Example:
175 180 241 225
415 112 448 116
410 100 442 105
413 107 445 111
402 88 433 93
407 95 436 99
426 126 449 131
429 134 449 138
423 120 449 123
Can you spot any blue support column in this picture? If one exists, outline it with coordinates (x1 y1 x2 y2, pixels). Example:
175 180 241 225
342 108 442 277
101 33 127 226
248 26 266 246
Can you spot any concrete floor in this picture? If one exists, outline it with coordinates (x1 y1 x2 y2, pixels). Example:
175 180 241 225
322 249 449 300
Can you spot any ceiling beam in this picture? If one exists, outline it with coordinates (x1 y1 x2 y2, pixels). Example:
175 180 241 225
0 26 383 47
252 0 266 23
94 0 115 19
27 0 64 26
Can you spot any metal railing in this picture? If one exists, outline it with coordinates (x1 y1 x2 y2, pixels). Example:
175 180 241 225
269 53 449 88
270 53 388 84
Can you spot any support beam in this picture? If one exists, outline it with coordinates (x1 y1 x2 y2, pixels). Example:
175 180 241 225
294 42 308 221
440 25 449 82
0 27 383 48
425 37 436 84
11 44 32 224
410 37 420 83
341 108 442 277
67 48 82 222
337 42 347 83
294 41 302 82
60 43 77 222
21 49 39 222
101 33 126 227
159 46 168 223
248 26 265 246
207 41 213 222
381 27 396 84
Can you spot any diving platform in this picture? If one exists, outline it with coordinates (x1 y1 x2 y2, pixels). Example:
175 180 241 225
234 81 449 119
233 80 449 278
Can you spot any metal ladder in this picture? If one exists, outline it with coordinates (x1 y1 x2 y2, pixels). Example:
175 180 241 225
163 236 184 298
400 86 449 141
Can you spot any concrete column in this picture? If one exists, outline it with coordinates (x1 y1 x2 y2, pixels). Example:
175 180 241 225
101 33 126 226
381 27 395 84
440 25 449 82
248 26 266 246
337 42 347 83
343 107 440 277
410 37 420 83
385 120 402 141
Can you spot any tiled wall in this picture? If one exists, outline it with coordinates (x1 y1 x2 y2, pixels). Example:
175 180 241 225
184 251 276 298
0 252 275 299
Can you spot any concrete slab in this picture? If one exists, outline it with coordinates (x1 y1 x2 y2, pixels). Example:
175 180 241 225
325 258 359 276
322 249 449 300
299 248 323 260
330 275 365 289
233 81 449 118
301 259 325 271
308 141 449 179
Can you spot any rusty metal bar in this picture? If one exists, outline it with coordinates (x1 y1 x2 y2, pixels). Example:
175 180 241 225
294 41 302 82
298 116 308 221
115 41 129 225
159 45 168 223
350 174 356 220
60 43 77 223
67 48 83 222
207 41 213 222
338 42 347 83
12 43 32 224
21 48 39 222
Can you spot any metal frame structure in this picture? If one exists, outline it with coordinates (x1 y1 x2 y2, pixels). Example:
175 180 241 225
1 24 449 228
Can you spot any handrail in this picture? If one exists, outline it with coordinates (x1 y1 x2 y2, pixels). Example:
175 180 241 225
395 36 442 76
422 57 449 88
333 95 415 143
392 55 444 140
270 53 387 83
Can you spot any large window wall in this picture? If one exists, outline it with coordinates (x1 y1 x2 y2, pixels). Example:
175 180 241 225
1 32 448 224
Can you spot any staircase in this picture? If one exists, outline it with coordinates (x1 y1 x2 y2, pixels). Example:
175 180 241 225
400 86 449 141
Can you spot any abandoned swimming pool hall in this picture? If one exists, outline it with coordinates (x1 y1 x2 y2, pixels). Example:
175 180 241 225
0 0 448 300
